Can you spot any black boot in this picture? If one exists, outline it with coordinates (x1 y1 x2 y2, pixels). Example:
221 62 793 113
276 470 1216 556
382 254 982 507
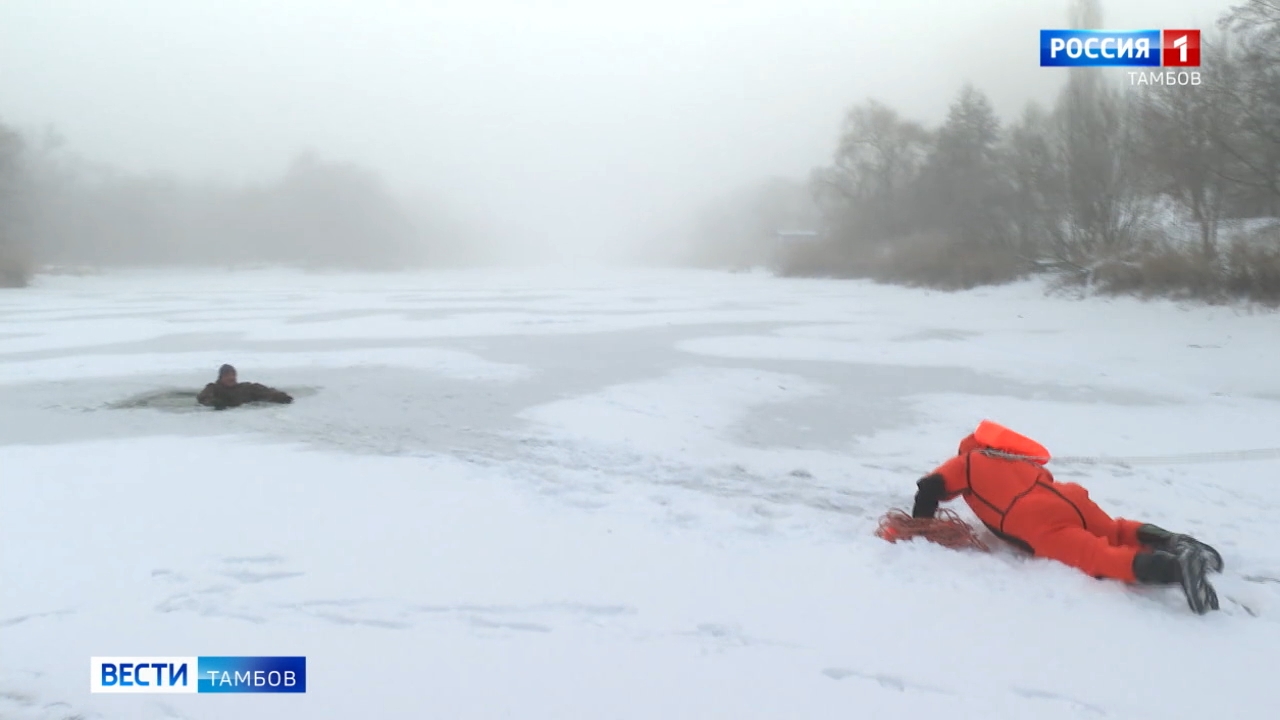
1132 549 1220 615
1133 550 1180 584
1175 547 1220 615
1136 524 1224 573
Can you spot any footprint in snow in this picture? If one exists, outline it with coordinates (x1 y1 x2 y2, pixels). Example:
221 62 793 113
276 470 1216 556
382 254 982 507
1242 574 1280 585
681 623 798 651
283 599 635 634
467 616 552 633
1012 687 1108 716
822 668 954 695
220 569 306 584
225 558 296 578
151 555 303 624
422 601 636 634
156 700 194 720
280 598 415 630
155 555 634 634
0 692 97 720
0 690 35 708
150 569 187 584
1224 596 1260 618
0 608 75 628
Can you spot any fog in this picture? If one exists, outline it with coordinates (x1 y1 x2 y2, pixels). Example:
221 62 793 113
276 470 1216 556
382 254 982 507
0 0 1236 268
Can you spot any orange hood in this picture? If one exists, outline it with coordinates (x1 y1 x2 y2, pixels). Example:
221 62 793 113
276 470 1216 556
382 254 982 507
957 433 983 455
959 420 1051 464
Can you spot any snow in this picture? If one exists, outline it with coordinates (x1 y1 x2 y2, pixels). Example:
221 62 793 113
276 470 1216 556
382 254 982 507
1 266 1278 720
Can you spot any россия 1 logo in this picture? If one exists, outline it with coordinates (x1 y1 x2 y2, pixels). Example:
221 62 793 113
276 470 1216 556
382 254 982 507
1040 29 1202 86
90 656 306 694
1040 29 1200 66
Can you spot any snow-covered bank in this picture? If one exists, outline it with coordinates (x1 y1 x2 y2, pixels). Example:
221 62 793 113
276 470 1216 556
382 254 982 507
1 267 1278 719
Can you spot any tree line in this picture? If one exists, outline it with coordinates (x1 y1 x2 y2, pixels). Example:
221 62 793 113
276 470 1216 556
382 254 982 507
785 0 1280 304
0 127 453 287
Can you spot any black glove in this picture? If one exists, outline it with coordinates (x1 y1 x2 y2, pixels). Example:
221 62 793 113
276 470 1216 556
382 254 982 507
1137 524 1224 573
911 474 946 519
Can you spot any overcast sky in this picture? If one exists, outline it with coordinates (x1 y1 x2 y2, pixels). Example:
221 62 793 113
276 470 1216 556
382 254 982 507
0 0 1234 262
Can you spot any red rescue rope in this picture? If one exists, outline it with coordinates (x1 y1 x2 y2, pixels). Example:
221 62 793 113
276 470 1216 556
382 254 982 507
875 508 990 552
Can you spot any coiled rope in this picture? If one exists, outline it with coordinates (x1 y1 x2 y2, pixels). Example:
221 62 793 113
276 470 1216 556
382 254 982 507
875 508 990 552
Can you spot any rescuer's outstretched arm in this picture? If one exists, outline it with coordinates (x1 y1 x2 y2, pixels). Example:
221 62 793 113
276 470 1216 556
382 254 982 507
911 474 947 518
910 454 971 519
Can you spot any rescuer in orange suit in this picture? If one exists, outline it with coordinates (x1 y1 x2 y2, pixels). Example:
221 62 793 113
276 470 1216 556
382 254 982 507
911 421 1224 614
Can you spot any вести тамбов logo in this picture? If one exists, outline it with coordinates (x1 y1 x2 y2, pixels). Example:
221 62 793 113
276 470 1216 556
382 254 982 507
90 656 306 694
1040 29 1203 86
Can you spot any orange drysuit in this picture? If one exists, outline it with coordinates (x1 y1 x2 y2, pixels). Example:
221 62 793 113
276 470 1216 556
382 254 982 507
912 432 1145 582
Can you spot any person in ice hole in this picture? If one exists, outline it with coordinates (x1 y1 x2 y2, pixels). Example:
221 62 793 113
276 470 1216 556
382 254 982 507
197 364 293 410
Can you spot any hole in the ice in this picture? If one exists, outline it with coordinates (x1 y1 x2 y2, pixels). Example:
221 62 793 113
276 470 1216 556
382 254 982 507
106 387 320 412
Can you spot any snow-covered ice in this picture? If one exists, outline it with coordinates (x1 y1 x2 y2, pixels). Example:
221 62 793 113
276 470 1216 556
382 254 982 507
2 266 1279 720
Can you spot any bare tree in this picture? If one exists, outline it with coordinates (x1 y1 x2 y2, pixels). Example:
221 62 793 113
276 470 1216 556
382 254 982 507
1211 1 1280 214
12 144 431 271
783 0 1280 300
919 84 1009 249
1134 44 1232 256
811 99 931 243
1049 0 1148 264
244 153 421 269
1068 0 1104 29
0 120 30 286
1002 102 1065 259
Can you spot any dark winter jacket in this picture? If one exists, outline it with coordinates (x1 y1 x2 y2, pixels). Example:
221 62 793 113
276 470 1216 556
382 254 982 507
197 381 293 410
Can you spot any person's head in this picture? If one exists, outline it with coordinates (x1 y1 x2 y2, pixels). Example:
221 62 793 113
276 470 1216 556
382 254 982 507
217 364 237 386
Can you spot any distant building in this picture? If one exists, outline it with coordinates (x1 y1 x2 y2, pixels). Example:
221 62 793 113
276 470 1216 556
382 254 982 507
775 230 820 244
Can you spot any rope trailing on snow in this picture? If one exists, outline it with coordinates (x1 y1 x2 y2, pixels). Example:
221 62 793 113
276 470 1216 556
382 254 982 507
875 508 990 552
983 448 1280 467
